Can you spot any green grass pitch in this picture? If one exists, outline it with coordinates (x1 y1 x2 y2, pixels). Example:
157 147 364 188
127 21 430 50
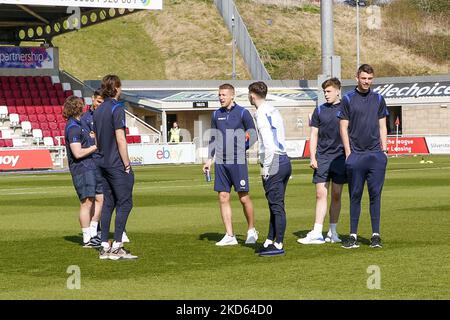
1 155 449 299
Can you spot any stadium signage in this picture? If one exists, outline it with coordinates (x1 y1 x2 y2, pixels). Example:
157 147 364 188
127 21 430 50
193 101 208 108
387 137 429 155
0 150 53 171
425 136 450 154
128 143 196 164
0 0 162 9
373 82 450 98
0 47 54 69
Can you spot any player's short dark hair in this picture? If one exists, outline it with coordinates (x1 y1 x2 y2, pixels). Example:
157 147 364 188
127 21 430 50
248 81 268 99
322 78 341 90
357 64 375 76
63 96 84 121
101 74 121 98
219 83 235 93
93 89 102 97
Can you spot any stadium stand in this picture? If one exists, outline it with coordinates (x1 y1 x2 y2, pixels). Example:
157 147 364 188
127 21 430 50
0 75 147 149
0 75 70 146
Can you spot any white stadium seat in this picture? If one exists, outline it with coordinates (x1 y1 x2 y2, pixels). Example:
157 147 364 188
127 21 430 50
21 121 32 136
141 135 151 143
0 105 8 123
51 76 60 84
43 136 54 147
32 129 43 145
13 138 25 147
129 127 139 135
1 129 12 139
9 113 20 129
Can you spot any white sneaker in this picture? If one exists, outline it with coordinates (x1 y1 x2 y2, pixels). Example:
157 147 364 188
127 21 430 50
325 230 341 243
263 239 273 248
297 231 325 244
122 232 130 243
245 228 259 244
216 234 238 246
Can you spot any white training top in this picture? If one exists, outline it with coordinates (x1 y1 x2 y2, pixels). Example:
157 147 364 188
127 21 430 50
254 101 287 176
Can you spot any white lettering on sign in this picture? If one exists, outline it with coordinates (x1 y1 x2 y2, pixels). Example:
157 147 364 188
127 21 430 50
0 155 19 167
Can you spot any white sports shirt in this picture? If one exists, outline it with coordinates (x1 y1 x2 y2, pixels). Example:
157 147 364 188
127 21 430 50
254 101 287 176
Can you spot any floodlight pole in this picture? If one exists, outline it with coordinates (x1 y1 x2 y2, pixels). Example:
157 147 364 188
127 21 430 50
321 0 334 78
231 14 236 80
356 0 360 70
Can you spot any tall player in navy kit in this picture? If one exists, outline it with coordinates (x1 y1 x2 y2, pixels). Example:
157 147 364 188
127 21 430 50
203 84 259 246
339 64 388 249
298 78 346 245
94 75 137 260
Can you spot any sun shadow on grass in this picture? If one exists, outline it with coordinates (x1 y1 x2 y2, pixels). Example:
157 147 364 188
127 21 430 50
292 230 370 245
198 233 260 252
64 235 83 245
198 232 224 243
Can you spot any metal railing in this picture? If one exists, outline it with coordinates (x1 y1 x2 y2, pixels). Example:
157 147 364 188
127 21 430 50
214 0 272 80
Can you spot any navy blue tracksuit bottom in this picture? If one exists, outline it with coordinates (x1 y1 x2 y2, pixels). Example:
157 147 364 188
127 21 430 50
100 167 134 243
262 155 292 244
345 151 387 234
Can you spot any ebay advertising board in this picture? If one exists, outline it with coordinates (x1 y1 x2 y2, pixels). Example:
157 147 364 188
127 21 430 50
128 143 196 165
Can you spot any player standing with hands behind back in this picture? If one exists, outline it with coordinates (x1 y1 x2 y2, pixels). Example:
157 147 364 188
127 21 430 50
298 78 345 245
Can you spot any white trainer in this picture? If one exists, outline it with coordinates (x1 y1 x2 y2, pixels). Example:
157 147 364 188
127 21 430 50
216 234 238 246
245 228 259 244
122 232 130 243
297 231 325 244
263 239 273 248
325 230 341 243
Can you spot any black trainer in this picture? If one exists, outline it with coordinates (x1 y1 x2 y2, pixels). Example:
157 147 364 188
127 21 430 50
341 235 359 249
258 244 285 257
370 235 383 248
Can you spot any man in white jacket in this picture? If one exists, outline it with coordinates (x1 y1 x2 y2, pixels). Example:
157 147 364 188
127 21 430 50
248 82 292 257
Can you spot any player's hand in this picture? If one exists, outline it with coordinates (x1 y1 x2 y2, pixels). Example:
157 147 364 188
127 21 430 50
346 152 351 161
203 160 211 173
310 159 318 169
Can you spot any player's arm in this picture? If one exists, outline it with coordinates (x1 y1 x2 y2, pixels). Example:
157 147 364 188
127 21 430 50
116 128 131 172
70 143 97 159
204 114 217 173
68 126 97 159
112 104 131 172
379 118 388 153
258 118 276 178
309 127 319 169
378 96 389 154
243 109 257 149
340 120 351 159
338 97 351 159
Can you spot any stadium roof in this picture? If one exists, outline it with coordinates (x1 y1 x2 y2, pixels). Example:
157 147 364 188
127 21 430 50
84 76 450 112
0 4 143 44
